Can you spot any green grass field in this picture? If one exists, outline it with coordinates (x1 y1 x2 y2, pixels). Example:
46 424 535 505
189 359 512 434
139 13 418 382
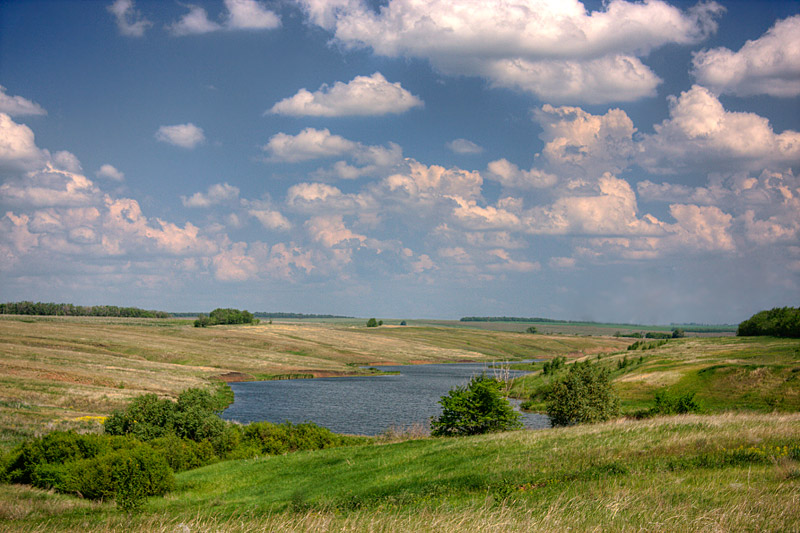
2 412 798 531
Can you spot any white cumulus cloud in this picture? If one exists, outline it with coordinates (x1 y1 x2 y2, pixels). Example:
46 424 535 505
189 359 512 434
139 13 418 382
447 138 483 154
486 159 558 189
270 72 423 117
638 85 800 173
169 0 280 36
181 182 240 208
107 0 151 37
0 113 49 171
263 128 358 162
249 209 292 231
96 164 125 182
692 15 800 97
155 123 206 149
0 86 47 117
298 0 724 104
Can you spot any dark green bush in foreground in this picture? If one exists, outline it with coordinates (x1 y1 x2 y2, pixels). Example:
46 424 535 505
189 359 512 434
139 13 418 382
1 387 368 509
104 388 228 446
431 375 522 437
546 362 620 427
0 431 173 509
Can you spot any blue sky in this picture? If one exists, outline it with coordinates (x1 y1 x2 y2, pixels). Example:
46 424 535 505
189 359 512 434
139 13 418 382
0 0 798 323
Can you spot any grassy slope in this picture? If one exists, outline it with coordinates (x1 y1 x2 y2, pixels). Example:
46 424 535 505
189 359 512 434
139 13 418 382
511 336 800 413
2 413 798 531
0 316 629 449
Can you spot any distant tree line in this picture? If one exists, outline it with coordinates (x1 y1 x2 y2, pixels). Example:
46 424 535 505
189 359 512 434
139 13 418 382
460 316 562 323
174 312 353 319
194 308 258 327
253 312 353 319
461 316 649 327
0 301 169 318
737 307 800 338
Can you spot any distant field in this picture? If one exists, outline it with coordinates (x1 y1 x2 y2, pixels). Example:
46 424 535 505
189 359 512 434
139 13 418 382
0 315 629 449
342 318 737 336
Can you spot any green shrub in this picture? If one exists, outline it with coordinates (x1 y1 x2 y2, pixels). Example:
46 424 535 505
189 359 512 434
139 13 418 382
1 432 173 507
542 356 565 375
546 362 620 427
211 423 243 457
651 390 702 415
2 432 133 485
65 446 174 505
104 393 177 441
194 314 212 327
366 318 379 327
241 421 359 455
148 435 217 472
193 308 256 327
104 387 227 444
431 375 522 437
645 332 672 339
627 339 668 351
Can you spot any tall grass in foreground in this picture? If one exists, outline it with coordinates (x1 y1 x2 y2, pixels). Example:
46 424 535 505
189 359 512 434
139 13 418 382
2 413 799 532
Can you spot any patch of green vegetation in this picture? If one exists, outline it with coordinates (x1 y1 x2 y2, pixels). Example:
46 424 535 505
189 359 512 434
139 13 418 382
5 413 798 531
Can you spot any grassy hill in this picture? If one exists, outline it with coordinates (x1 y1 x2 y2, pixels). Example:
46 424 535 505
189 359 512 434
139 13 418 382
2 412 798 531
510 335 800 414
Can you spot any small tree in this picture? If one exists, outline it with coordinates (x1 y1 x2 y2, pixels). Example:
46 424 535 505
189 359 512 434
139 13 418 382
431 375 522 437
526 326 537 334
194 314 212 327
366 318 378 327
546 362 619 427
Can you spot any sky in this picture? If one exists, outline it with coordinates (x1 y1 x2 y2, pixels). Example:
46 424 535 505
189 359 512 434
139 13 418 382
0 0 798 323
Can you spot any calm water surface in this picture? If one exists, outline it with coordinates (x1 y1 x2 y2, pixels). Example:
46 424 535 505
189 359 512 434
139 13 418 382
222 362 550 435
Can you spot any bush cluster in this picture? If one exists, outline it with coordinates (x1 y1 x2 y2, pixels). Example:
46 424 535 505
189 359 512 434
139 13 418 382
104 389 227 447
194 308 258 327
431 375 522 436
546 362 620 427
645 332 672 339
614 332 643 338
737 307 800 338
651 390 702 415
2 386 367 510
541 356 565 375
627 339 668 351
616 354 644 370
0 432 173 510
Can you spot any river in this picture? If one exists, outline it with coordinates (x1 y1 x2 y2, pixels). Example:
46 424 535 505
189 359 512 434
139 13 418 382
222 361 550 435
